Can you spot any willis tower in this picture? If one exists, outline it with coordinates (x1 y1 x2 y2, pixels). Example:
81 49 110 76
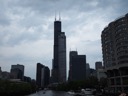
52 16 66 83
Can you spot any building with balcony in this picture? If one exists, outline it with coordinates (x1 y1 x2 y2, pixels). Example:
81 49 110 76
101 13 128 93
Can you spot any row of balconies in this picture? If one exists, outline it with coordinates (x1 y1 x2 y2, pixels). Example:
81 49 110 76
109 77 128 86
102 14 128 93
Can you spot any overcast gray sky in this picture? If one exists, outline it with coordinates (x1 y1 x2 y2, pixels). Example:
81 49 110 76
0 0 128 79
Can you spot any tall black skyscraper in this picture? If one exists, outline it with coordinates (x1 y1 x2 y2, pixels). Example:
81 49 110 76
52 17 66 83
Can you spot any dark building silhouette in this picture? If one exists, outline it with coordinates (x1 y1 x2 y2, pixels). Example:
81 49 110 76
10 64 24 80
101 13 128 93
95 61 102 70
11 68 23 79
68 51 78 81
68 51 86 81
36 63 43 88
44 66 50 87
24 76 31 83
52 17 66 83
0 67 1 72
90 68 97 77
36 63 50 88
86 63 90 78
0 71 10 79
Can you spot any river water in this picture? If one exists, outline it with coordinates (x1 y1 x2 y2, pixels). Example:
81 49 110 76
27 90 95 96
27 90 71 96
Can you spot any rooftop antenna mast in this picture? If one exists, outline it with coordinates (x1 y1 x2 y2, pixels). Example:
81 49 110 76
55 11 56 21
59 12 61 21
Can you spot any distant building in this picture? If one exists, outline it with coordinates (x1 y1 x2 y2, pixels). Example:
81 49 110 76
0 67 1 72
95 62 102 70
0 67 1 79
0 71 10 79
86 63 90 78
97 69 107 81
24 76 31 83
44 66 50 87
0 67 10 79
10 64 24 80
36 63 44 88
10 68 23 80
69 51 86 81
90 68 97 77
95 62 106 81
68 51 78 81
101 13 128 93
36 63 50 88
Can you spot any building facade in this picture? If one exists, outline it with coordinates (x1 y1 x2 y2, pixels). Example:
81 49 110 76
58 32 66 82
10 64 24 80
101 13 128 93
95 61 103 70
96 69 107 81
69 51 86 81
68 51 78 81
86 63 90 78
52 18 66 83
36 63 50 88
0 67 1 72
90 68 97 77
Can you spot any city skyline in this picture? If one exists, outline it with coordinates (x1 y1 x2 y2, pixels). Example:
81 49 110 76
0 0 128 79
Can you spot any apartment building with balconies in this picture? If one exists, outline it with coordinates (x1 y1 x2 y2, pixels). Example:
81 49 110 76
101 13 128 93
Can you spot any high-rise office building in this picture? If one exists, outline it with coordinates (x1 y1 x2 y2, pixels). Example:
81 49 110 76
95 62 102 70
101 13 128 93
69 51 86 81
0 67 1 79
52 17 66 83
68 51 78 81
36 63 44 88
86 63 90 78
44 66 50 87
36 63 50 88
58 32 66 82
10 64 24 80
0 67 1 72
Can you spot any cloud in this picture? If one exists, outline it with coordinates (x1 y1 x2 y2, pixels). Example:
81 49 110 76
0 1 11 26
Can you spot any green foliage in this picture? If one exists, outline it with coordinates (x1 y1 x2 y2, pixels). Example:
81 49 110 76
0 79 36 96
52 76 99 91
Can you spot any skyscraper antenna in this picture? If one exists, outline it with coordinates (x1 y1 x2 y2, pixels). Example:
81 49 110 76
59 12 61 21
55 11 56 21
